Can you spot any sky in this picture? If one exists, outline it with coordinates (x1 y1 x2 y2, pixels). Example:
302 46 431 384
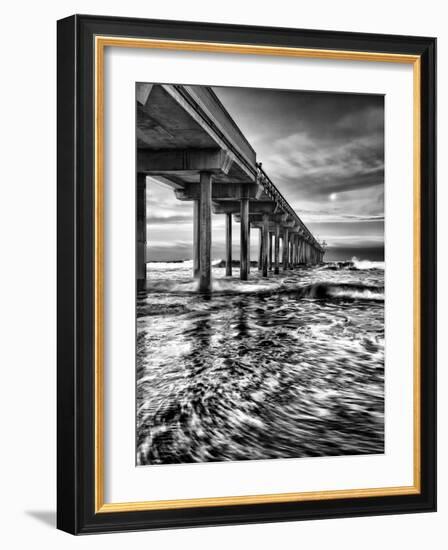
146 86 384 262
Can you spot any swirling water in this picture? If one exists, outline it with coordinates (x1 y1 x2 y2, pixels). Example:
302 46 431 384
136 259 384 465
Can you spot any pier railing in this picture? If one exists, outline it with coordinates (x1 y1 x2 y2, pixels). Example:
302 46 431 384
256 163 323 251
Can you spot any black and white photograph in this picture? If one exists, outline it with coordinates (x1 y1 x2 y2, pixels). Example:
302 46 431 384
135 83 385 466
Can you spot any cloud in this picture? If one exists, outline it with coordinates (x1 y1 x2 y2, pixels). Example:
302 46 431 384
264 130 384 199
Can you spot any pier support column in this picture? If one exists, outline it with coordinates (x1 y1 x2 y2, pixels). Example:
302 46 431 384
193 199 201 277
283 228 289 271
291 235 294 268
293 235 298 267
137 173 147 292
268 232 273 270
289 233 294 268
274 224 280 274
262 214 269 277
258 228 263 271
240 196 249 281
199 172 212 293
279 236 283 268
248 223 251 274
225 212 232 276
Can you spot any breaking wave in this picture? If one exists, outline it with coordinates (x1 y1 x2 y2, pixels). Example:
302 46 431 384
143 262 384 302
300 282 384 301
144 280 383 302
320 257 384 271
351 257 385 270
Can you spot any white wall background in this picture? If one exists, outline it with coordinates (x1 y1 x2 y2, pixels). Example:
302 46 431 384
0 1 444 548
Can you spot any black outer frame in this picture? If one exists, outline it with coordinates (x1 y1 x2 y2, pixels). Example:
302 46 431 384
57 14 436 535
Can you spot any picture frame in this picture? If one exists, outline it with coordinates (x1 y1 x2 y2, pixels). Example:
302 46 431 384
57 14 436 534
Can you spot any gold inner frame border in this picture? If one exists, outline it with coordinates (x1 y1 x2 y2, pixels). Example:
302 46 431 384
94 36 421 513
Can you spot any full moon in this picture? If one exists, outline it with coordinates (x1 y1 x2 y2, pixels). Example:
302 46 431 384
330 193 337 201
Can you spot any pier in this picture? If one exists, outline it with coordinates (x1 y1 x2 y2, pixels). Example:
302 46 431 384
137 83 324 292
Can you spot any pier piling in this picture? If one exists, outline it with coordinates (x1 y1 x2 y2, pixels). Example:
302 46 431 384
262 214 269 277
274 224 280 274
137 173 147 292
240 197 249 281
199 172 212 293
225 212 232 276
193 199 201 277
283 228 289 271
289 234 294 268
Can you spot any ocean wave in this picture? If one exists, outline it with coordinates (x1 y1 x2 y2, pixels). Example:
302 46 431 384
320 257 384 271
146 260 194 271
351 257 384 270
281 282 384 301
149 257 384 271
314 283 384 301
138 259 384 464
147 259 225 270
143 279 384 302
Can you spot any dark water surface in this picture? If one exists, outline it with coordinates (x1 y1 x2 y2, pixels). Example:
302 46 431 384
136 260 384 465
